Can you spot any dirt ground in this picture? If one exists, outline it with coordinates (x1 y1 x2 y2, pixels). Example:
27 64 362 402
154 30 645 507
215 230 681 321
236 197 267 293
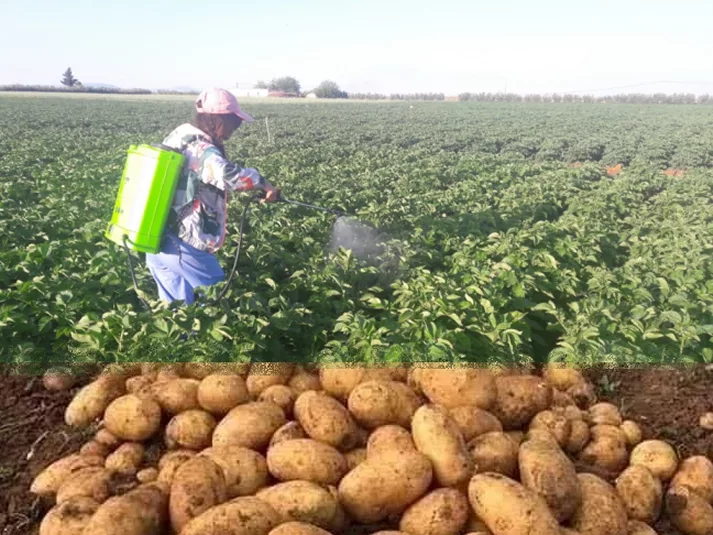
1 366 711 535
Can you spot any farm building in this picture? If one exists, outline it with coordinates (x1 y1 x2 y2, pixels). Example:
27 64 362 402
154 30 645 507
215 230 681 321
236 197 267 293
229 85 268 98
306 92 318 99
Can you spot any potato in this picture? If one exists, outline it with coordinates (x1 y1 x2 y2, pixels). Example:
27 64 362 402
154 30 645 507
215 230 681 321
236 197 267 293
80 441 110 458
493 375 552 430
165 409 216 450
344 448 367 470
246 363 295 397
270 421 308 446
152 378 200 414
366 425 416 458
571 473 628 535
519 438 581 522
670 456 713 504
589 403 623 426
259 385 298 417
158 449 196 470
137 467 158 483
399 488 470 535
257 481 347 533
197 374 249 415
31 453 104 496
56 466 111 504
338 450 433 523
630 440 679 481
81 482 168 535
43 367 76 392
467 473 560 535
561 405 585 421
529 410 572 448
560 530 582 535
412 404 472 486
65 373 126 427
347 380 421 429
412 367 497 410
615 465 662 524
199 445 269 497
157 450 197 486
288 370 323 394
666 484 713 535
169 456 227 533
105 443 144 476
566 420 591 454
213 401 287 450
621 420 643 447
155 364 185 382
181 496 281 535
525 428 560 447
125 376 154 396
94 428 120 449
267 439 347 485
551 389 577 408
626 520 658 535
39 496 99 535
469 432 519 477
449 406 503 442
294 391 359 451
319 366 406 401
103 394 161 442
591 424 628 444
567 381 597 409
269 522 333 535
543 364 585 391
578 433 628 474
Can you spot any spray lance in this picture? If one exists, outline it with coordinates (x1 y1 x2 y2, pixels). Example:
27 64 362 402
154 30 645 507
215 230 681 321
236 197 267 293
105 143 355 309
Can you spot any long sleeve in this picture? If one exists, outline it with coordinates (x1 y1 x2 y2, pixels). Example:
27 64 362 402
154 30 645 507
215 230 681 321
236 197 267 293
198 146 265 192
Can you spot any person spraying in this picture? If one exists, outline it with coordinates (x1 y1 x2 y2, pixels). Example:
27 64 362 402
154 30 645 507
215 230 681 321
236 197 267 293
144 88 280 305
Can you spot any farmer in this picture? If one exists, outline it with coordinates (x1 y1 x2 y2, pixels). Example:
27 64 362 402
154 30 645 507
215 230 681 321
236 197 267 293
145 87 280 305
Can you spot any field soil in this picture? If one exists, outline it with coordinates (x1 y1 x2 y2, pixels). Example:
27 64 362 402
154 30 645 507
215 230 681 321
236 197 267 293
1 366 711 535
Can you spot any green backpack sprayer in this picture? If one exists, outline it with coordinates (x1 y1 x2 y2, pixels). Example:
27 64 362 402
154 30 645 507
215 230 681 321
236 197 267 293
105 143 372 309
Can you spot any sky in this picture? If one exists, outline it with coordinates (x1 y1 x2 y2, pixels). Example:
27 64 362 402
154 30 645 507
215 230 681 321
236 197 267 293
2 0 713 95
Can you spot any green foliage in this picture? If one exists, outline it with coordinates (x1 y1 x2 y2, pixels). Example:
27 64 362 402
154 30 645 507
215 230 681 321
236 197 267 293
61 67 79 88
269 76 301 95
1 96 712 371
313 80 347 99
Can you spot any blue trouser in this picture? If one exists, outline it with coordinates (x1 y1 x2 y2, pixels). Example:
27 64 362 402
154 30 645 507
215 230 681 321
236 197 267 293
145 233 225 305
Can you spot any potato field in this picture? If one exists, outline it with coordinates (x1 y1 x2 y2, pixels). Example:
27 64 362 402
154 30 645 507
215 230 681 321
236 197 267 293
2 95 713 535
2 95 713 367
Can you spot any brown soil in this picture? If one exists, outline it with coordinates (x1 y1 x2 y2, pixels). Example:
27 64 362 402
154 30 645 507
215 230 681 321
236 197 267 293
2 365 711 535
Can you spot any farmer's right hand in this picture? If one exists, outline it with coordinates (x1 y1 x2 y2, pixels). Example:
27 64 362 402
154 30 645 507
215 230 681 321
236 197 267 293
261 182 281 203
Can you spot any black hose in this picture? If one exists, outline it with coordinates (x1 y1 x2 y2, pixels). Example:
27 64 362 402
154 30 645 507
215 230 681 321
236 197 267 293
213 193 263 303
122 235 151 311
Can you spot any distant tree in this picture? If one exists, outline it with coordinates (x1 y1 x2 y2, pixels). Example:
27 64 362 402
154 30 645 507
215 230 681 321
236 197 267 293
255 80 268 89
61 67 79 87
269 76 301 94
314 80 347 98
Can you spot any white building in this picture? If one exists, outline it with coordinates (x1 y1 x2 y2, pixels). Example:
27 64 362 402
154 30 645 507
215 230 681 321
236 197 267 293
305 92 318 99
229 83 269 98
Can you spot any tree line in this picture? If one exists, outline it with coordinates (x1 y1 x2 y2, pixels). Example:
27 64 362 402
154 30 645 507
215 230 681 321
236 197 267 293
2 68 712 104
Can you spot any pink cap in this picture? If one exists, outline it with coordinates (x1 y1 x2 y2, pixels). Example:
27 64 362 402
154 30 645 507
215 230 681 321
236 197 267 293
195 87 254 123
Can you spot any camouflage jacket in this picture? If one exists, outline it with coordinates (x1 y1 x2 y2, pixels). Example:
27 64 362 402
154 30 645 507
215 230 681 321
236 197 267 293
162 123 265 253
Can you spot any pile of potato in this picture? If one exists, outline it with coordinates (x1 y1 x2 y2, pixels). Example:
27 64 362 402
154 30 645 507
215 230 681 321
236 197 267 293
31 362 713 535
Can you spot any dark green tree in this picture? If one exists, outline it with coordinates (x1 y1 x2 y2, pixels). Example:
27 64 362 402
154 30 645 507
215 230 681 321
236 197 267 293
313 80 347 98
255 80 268 89
61 67 79 87
269 76 301 94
